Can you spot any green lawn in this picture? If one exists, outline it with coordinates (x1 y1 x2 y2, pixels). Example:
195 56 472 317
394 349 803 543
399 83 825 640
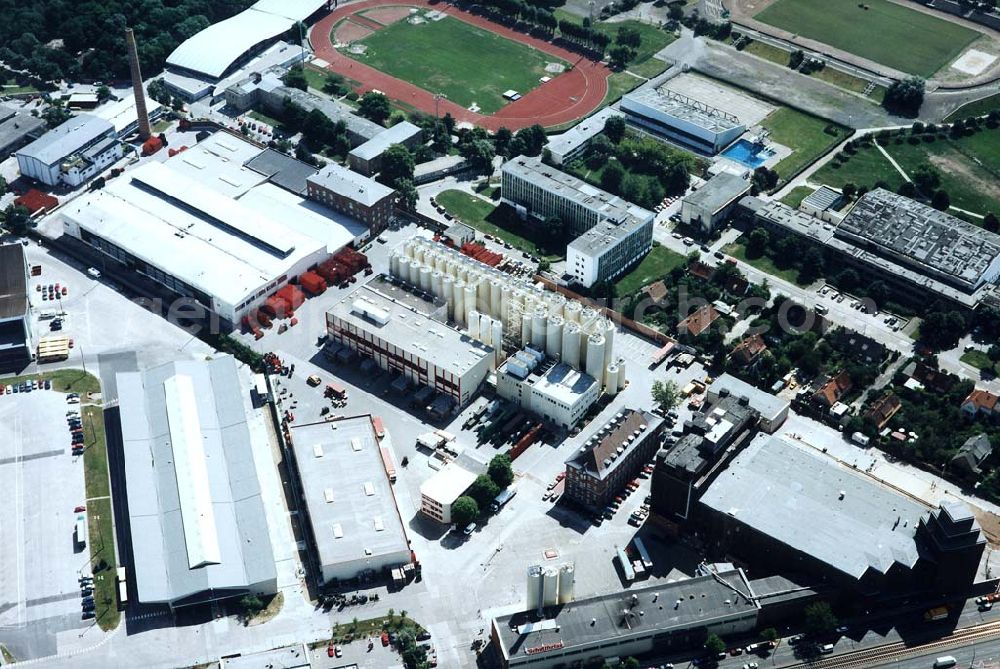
344 16 564 114
435 190 564 260
614 246 687 296
5 369 101 395
628 57 670 79
754 0 980 78
724 239 812 286
593 20 674 64
962 350 1000 375
780 185 816 208
946 93 1000 122
760 108 850 182
812 143 903 190
301 65 331 92
604 71 644 105
743 40 789 66
81 403 119 631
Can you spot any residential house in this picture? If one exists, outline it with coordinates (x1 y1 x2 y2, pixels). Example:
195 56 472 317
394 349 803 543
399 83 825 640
962 389 999 420
812 370 853 408
902 361 959 394
677 304 720 337
828 327 888 366
864 392 902 430
951 434 992 475
642 280 669 306
729 334 767 367
688 261 715 282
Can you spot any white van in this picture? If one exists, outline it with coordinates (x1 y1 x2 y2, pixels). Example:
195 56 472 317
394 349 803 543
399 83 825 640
933 657 957 669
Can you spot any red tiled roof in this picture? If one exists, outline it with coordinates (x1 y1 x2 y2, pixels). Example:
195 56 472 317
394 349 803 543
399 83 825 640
964 389 999 413
688 261 715 281
864 392 901 429
677 304 720 337
730 334 767 365
814 370 853 406
643 280 668 303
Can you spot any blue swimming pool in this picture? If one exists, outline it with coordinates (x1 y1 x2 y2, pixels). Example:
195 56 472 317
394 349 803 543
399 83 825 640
721 139 775 168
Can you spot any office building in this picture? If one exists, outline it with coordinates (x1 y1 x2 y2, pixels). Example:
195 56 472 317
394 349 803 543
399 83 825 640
705 374 788 433
348 121 422 176
563 409 664 510
288 417 411 584
680 171 750 233
16 114 121 187
0 244 33 371
419 461 478 524
326 277 495 406
0 103 46 158
497 348 600 429
501 156 654 288
115 356 277 608
545 108 621 166
307 163 396 234
620 87 746 154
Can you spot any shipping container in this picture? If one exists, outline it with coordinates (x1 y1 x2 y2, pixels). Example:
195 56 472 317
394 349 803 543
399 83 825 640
372 415 386 439
380 446 396 483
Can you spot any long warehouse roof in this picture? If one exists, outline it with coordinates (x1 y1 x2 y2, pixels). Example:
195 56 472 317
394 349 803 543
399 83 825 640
166 0 327 79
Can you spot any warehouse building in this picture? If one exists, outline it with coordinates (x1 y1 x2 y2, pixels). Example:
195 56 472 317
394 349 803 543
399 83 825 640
116 356 278 608
348 121 423 176
419 461 478 524
307 163 396 234
0 103 46 158
288 417 411 584
16 114 121 187
93 93 164 137
706 374 788 433
326 276 495 407
680 171 751 233
0 244 33 372
563 409 664 510
698 434 986 595
501 156 654 288
621 87 746 155
496 347 600 429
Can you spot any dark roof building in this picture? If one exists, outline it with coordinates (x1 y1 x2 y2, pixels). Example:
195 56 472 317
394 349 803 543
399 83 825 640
0 103 46 157
244 148 318 195
0 243 33 371
952 434 992 474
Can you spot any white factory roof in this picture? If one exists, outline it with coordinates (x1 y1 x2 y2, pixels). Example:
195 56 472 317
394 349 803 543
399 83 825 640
239 183 369 253
349 121 422 162
93 94 163 135
169 132 269 198
167 0 327 79
531 362 597 406
60 161 324 308
16 114 113 166
420 461 477 506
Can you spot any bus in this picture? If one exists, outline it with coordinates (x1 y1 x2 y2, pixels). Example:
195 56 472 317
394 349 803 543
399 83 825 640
632 536 653 569
75 515 87 547
491 488 517 512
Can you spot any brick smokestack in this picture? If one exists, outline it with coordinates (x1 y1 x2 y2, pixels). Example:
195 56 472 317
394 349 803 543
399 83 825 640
125 27 152 140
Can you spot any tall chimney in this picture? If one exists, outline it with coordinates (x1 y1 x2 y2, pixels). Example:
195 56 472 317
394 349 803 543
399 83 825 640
125 27 152 141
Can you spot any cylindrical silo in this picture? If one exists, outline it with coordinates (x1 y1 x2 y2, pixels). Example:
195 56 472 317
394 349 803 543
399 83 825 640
520 313 532 345
453 281 466 326
500 286 512 322
467 309 481 339
442 276 455 313
419 265 432 292
479 313 492 346
617 358 627 391
402 240 416 260
397 257 411 284
492 321 503 358
581 307 598 331
603 320 615 367
585 334 606 380
548 294 566 318
527 566 542 613
490 282 502 317
431 271 443 299
558 563 575 604
604 363 620 396
564 300 582 324
562 323 581 370
541 566 560 607
389 253 401 278
464 284 477 325
531 308 547 350
477 280 489 313
546 315 563 359
413 246 425 266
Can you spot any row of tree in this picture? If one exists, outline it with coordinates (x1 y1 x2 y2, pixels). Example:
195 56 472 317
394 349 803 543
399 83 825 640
451 454 515 526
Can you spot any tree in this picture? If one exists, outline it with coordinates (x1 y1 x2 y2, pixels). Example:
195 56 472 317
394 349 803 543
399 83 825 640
836 268 860 292
358 91 391 124
514 124 547 156
804 601 838 637
609 45 636 69
488 454 515 489
4 205 31 235
868 280 890 307
379 144 415 186
282 65 309 91
761 627 779 643
42 104 71 128
451 496 479 526
651 380 681 412
616 25 642 48
0 175 7 198
605 115 626 143
461 138 496 171
494 126 513 157
323 72 348 96
705 633 726 656
394 177 418 211
931 189 951 211
239 594 265 620
985 212 999 232
788 49 805 69
601 160 625 192
883 77 925 117
96 85 111 102
621 658 640 669
467 474 499 508
669 4 684 20
747 228 769 257
912 165 941 195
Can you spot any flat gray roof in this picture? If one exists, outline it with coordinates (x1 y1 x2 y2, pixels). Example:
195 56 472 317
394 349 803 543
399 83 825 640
494 569 758 661
0 110 45 154
244 148 318 194
684 172 750 214
0 244 28 320
116 356 277 605
349 121 421 162
623 86 743 133
307 162 395 207
288 417 409 571
546 107 621 160
568 215 652 257
708 374 788 422
16 114 113 165
700 434 928 581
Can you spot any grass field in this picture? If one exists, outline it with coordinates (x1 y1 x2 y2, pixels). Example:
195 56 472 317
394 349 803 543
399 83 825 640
343 16 563 114
761 108 850 182
614 246 687 296
743 40 789 66
81 403 119 631
962 350 1000 376
435 190 564 260
946 93 1000 122
780 185 816 208
6 369 101 395
724 239 811 286
754 0 979 78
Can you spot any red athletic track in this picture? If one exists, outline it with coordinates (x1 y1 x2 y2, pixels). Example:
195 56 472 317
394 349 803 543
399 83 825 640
310 0 612 131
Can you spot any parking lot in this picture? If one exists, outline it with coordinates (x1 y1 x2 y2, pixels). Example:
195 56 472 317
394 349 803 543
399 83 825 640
307 636 407 669
815 284 910 333
0 386 90 630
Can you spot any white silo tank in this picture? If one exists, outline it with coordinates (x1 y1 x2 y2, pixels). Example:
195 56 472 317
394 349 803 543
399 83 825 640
402 240 416 260
500 286 512 320
562 324 582 370
479 313 493 346
527 566 543 612
603 320 616 367
546 316 564 359
454 281 466 325
618 358 627 391
492 321 503 358
464 284 477 323
604 363 620 396
431 271 443 298
419 265 432 292
442 276 455 310
548 294 566 318
558 563 575 604
541 566 560 607
520 313 532 345
389 253 401 278
531 308 547 350
477 280 489 313
564 300 582 324
586 334 606 380
581 307 598 331
412 246 425 266
397 257 411 284
467 309 481 339
490 282 502 317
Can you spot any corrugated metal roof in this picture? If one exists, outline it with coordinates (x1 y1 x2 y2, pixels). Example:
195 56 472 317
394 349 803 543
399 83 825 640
15 114 114 166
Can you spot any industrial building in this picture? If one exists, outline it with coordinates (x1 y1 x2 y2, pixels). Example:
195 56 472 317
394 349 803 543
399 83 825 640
115 356 278 608
419 461 478 524
563 409 664 510
680 171 751 233
0 103 46 158
621 87 746 155
545 108 622 166
348 121 423 176
92 93 164 137
307 163 396 234
744 192 1000 309
0 244 33 371
16 114 121 187
287 417 411 584
389 236 626 391
706 374 788 433
501 156 654 288
326 276 495 407
496 347 600 429
698 434 986 595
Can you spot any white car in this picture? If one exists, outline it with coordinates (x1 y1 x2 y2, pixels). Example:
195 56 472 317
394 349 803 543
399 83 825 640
87 267 101 278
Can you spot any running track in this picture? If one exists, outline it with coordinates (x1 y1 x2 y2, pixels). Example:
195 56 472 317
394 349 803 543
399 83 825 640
310 0 612 131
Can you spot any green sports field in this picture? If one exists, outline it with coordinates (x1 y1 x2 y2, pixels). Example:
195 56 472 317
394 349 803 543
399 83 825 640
341 15 564 114
754 0 980 78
